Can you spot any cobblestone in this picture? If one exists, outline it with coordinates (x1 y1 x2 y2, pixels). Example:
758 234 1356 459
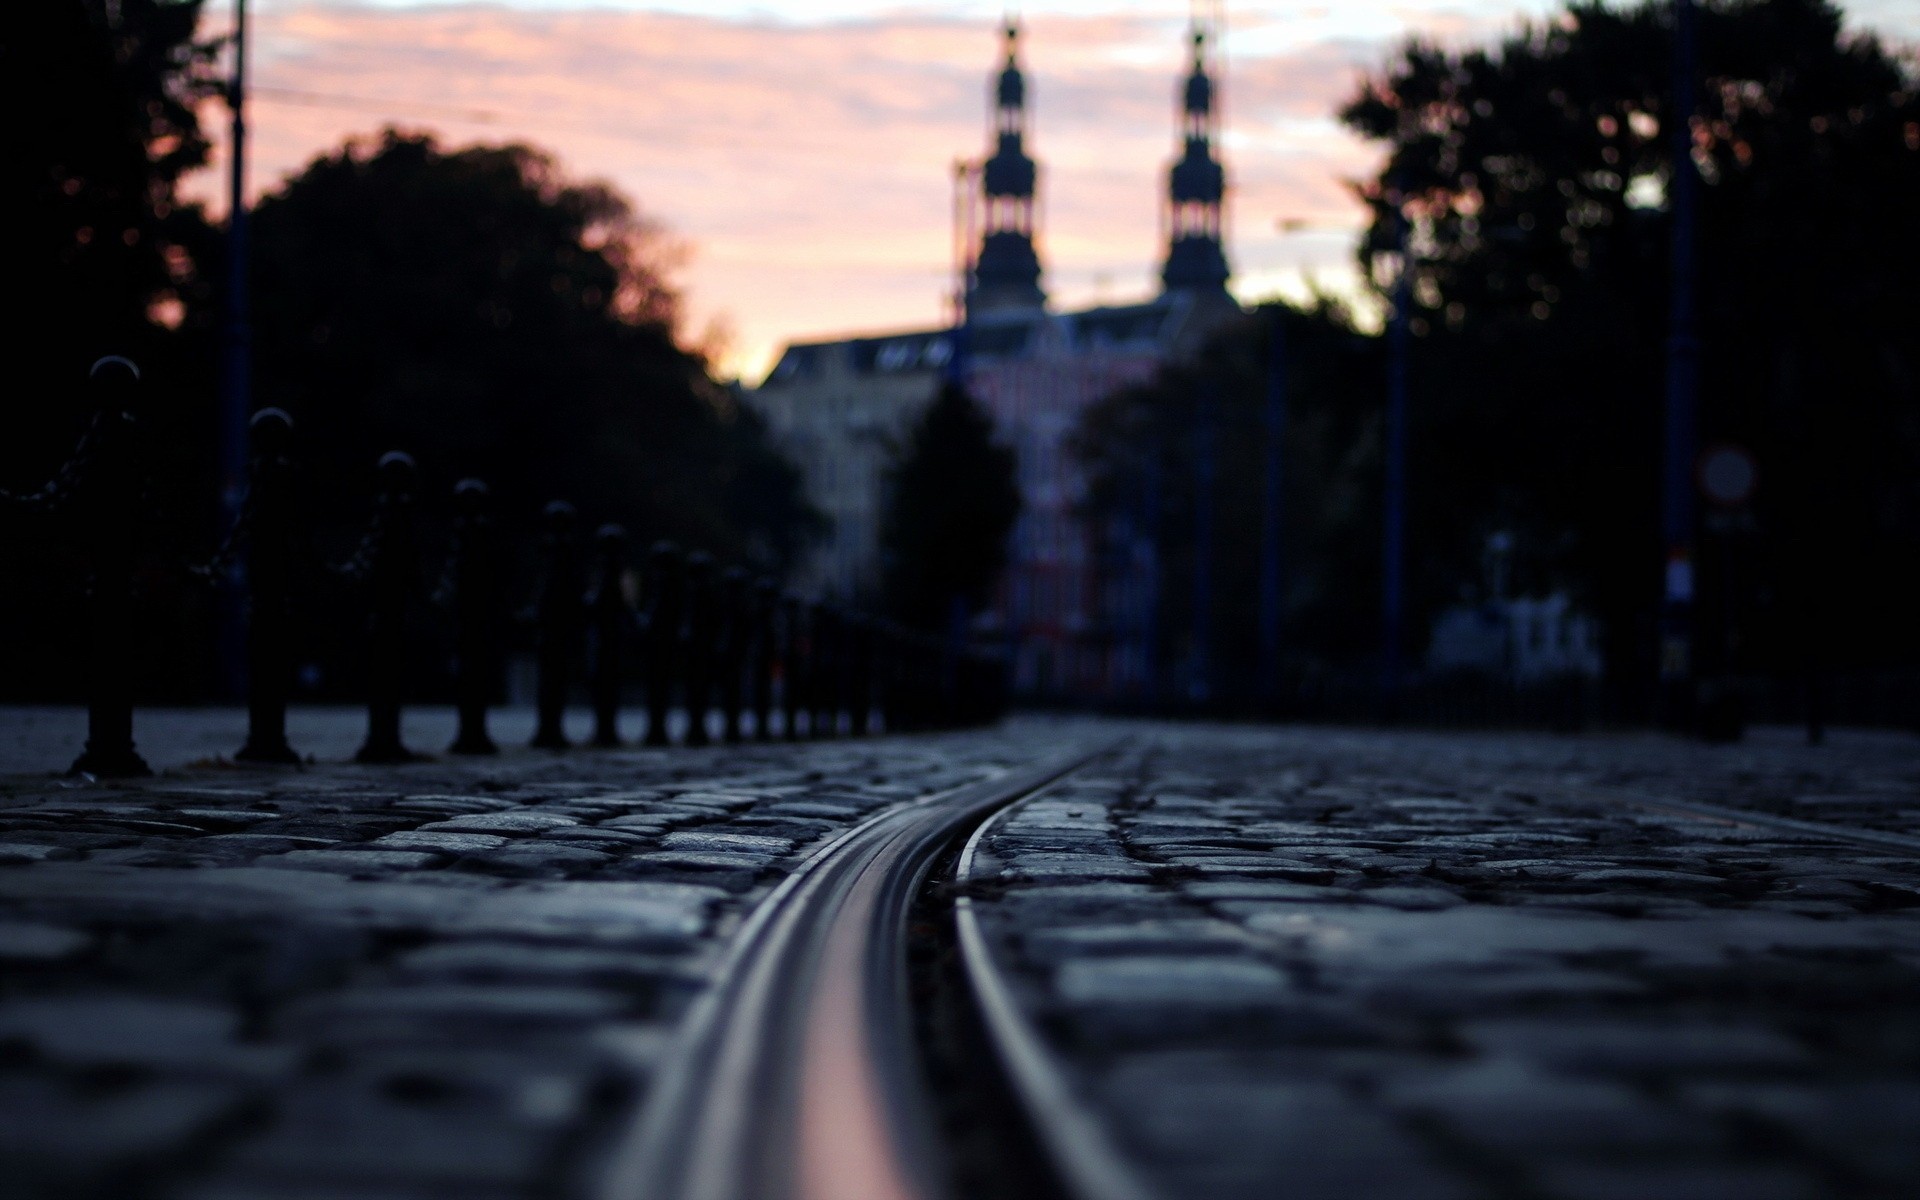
966 724 1920 1200
0 708 1065 1199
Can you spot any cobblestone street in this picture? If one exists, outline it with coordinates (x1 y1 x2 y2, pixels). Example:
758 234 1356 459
964 725 1920 1200
0 709 1083 1199
2 711 1917 1199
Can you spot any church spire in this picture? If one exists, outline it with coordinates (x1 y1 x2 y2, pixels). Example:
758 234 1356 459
1161 25 1230 295
968 20 1046 318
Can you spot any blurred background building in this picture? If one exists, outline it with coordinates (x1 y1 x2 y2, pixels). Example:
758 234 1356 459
749 20 1240 697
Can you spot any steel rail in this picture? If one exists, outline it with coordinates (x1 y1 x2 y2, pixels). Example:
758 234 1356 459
952 790 1161 1200
598 745 1106 1200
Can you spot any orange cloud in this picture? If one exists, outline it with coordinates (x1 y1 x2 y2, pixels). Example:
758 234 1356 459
196 5 1416 378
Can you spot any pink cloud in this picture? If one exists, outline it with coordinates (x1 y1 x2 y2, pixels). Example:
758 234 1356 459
197 4 1411 378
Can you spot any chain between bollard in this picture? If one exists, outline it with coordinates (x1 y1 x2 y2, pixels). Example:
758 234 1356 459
12 360 1013 768
0 365 129 517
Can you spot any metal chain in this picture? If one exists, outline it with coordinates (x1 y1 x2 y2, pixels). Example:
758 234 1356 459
0 412 109 516
183 486 257 585
430 523 469 611
327 505 388 582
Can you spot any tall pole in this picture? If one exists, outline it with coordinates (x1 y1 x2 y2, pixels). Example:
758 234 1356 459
1258 307 1286 707
1141 449 1164 707
1381 180 1412 713
223 0 251 514
218 0 252 696
1660 0 1700 723
1191 379 1217 706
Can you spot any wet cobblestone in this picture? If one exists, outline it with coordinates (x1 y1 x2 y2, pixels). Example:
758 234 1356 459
965 725 1920 1200
0 715 1060 1199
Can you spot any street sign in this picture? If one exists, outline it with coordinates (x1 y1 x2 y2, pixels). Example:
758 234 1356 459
1698 444 1757 508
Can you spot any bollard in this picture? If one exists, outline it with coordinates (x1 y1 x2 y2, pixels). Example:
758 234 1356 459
642 541 685 748
234 408 302 764
355 451 421 764
586 524 629 747
875 622 902 735
846 613 874 737
810 601 839 739
683 552 717 747
530 501 583 749
717 567 749 745
68 357 150 777
781 594 807 741
915 632 940 731
750 578 777 741
446 479 500 755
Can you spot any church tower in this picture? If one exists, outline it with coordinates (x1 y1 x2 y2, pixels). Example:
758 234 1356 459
967 21 1046 319
1160 26 1230 295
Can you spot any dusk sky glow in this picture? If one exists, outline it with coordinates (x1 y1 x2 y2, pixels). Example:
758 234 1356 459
195 2 1920 379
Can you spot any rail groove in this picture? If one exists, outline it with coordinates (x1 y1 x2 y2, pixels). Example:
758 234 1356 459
951 789 1160 1200
1542 782 1920 856
599 745 1107 1200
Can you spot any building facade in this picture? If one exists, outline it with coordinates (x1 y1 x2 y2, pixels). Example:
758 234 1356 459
748 21 1239 697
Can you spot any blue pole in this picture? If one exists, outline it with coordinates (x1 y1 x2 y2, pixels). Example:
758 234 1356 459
218 0 252 698
1382 189 1411 710
1192 379 1217 705
1141 450 1163 706
1259 308 1286 706
1660 0 1700 718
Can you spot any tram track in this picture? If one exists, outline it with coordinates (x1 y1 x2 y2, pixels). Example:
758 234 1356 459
1533 780 1920 855
599 742 1118 1200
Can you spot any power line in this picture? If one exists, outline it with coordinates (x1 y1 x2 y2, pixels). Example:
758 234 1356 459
252 85 501 126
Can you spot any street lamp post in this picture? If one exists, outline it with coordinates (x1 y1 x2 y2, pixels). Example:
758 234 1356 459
1139 449 1164 707
1191 378 1218 706
218 0 253 696
222 0 251 516
1257 218 1346 711
1660 0 1701 725
1381 182 1412 715
1258 307 1285 708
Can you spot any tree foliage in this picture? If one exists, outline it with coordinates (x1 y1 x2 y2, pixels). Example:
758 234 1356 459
1074 303 1383 698
252 130 820 575
1340 0 1920 689
2 0 223 699
4 0 221 467
881 381 1020 631
3 5 820 697
1075 0 1919 709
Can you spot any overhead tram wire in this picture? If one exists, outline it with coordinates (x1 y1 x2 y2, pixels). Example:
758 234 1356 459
244 85 867 157
250 85 503 127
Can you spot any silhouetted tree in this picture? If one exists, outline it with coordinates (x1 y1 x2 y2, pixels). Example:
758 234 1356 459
881 382 1020 631
1074 302 1383 699
4 0 219 403
722 394 830 580
2 0 223 698
250 130 819 576
1341 0 1920 698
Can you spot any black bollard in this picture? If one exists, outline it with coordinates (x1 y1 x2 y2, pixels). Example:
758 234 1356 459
717 567 749 745
750 578 777 741
234 408 302 764
875 621 902 735
446 479 501 755
587 524 628 747
810 601 839 738
68 358 150 778
642 541 685 747
781 594 807 741
355 451 421 764
846 613 874 737
683 552 717 747
530 501 582 750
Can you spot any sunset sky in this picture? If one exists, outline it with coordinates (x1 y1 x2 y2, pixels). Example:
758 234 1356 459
194 1 1920 380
